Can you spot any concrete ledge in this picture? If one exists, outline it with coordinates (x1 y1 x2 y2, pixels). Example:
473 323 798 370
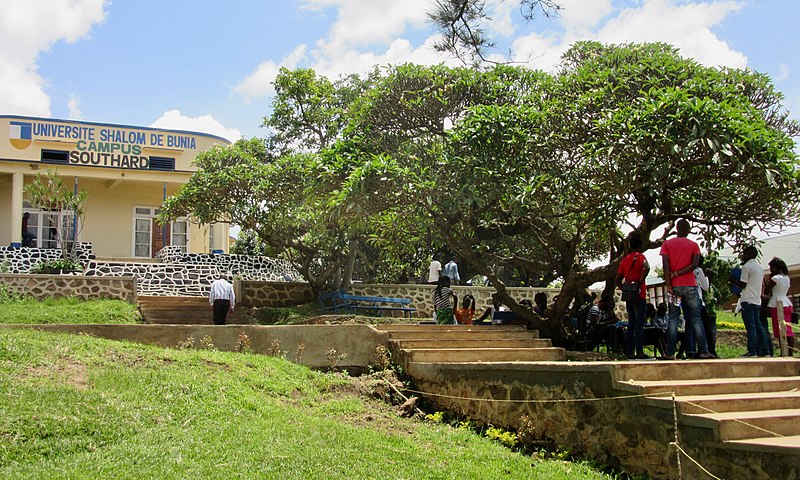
0 324 388 371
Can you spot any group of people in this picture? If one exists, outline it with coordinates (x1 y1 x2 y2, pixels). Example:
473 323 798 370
731 247 795 357
612 219 795 360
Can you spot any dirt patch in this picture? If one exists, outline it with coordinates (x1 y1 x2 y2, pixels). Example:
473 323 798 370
26 357 89 390
319 370 423 435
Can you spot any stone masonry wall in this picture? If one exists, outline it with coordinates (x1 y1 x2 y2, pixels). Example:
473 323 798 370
239 281 564 316
0 242 95 273
156 245 300 282
0 273 137 303
84 261 223 297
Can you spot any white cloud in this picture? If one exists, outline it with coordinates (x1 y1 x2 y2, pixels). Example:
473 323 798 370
597 0 746 68
0 0 107 116
512 0 746 70
67 94 82 119
559 0 613 31
303 0 429 52
233 45 307 102
150 110 243 143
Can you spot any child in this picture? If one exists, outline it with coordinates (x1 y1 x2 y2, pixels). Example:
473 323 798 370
455 294 476 325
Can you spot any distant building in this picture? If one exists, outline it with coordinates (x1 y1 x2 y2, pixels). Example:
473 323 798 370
1 115 230 258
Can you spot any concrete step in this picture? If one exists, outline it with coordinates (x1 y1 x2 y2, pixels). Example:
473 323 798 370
377 324 528 332
642 390 800 414
724 435 800 454
138 296 247 325
618 376 800 397
391 338 552 349
387 330 541 341
614 358 800 383
684 408 800 441
401 347 566 363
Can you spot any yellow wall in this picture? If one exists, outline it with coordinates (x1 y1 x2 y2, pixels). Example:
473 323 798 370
0 116 231 257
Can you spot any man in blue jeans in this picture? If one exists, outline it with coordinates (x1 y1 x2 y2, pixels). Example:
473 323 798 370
730 245 771 357
660 220 714 359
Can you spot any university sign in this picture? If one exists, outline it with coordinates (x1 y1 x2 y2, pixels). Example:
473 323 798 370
7 119 198 170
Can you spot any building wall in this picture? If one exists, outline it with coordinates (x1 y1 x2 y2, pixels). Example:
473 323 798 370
0 116 230 258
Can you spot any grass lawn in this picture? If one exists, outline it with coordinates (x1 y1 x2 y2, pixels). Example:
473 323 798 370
0 297 141 324
0 329 615 479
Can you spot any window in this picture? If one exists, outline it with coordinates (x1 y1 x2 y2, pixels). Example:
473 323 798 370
41 149 69 165
23 203 77 249
208 224 215 252
149 156 175 171
132 206 189 257
171 219 188 253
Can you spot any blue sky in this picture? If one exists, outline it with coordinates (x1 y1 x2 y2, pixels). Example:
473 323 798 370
1 0 798 145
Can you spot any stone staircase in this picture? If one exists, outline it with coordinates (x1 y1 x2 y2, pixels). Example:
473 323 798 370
378 324 567 368
613 359 800 456
382 324 800 478
138 296 248 324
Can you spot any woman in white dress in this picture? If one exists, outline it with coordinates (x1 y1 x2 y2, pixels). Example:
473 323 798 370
765 257 794 356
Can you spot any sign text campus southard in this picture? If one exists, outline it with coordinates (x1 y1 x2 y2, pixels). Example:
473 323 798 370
16 121 198 170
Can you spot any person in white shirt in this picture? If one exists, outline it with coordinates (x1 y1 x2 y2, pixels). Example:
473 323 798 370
730 246 771 357
427 254 442 285
209 274 236 325
765 257 794 355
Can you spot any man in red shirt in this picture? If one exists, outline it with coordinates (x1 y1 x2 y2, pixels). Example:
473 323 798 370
615 234 650 359
660 219 713 359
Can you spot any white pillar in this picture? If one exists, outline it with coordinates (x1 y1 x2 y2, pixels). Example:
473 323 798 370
10 173 23 247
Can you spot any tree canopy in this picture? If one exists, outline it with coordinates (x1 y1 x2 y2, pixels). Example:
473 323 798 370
163 42 800 345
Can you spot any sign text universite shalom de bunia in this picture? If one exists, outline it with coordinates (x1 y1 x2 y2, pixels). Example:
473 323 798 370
29 122 197 170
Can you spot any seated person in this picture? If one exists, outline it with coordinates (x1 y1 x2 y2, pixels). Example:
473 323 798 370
586 296 622 353
647 302 669 357
533 292 548 317
455 294 476 325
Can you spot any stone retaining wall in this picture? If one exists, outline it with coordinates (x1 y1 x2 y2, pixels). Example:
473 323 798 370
240 281 563 316
405 361 776 480
0 242 95 273
156 245 300 282
84 261 221 297
0 273 137 303
1 324 387 371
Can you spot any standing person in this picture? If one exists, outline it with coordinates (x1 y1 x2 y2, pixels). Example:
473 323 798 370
684 259 710 358
765 257 795 356
660 219 713 360
427 254 443 285
209 274 235 325
21 212 36 247
443 256 460 285
730 245 771 357
455 293 476 325
432 275 457 324
615 234 650 359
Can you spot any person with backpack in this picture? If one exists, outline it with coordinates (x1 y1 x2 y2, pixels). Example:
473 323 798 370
615 234 650 359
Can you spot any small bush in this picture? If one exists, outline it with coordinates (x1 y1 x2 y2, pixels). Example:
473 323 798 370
32 258 83 273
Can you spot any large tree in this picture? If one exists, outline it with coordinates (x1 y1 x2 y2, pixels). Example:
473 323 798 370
161 68 390 293
333 42 800 344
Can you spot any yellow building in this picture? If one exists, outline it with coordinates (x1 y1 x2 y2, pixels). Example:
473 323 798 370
0 115 231 259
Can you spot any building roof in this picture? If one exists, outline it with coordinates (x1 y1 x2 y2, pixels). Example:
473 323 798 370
718 232 800 273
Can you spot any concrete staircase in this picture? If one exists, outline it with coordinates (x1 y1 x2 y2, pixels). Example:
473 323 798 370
384 325 800 478
139 295 248 324
613 358 800 455
378 324 566 368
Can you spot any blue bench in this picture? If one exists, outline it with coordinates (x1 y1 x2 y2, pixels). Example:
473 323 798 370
318 290 416 318
318 289 352 314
